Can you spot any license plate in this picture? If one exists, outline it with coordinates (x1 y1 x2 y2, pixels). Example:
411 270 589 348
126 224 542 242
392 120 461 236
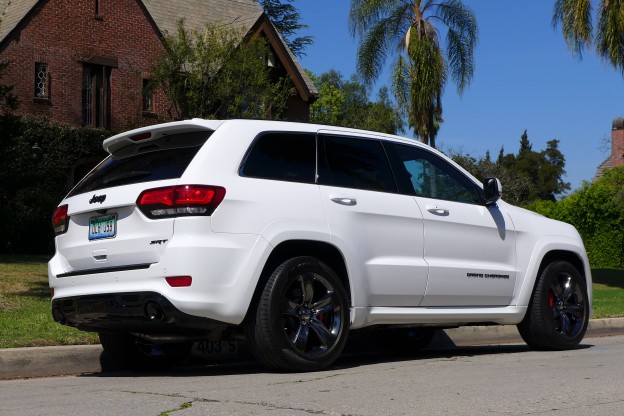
89 214 117 240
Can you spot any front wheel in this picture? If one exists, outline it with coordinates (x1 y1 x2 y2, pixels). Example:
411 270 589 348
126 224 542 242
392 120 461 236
245 256 350 371
517 261 589 350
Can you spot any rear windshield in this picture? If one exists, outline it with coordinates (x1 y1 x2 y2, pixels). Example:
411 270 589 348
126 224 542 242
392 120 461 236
68 131 210 197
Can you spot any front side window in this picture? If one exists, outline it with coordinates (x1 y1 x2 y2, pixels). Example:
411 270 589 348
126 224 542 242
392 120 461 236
319 135 397 193
391 143 482 204
240 132 316 184
34 63 48 98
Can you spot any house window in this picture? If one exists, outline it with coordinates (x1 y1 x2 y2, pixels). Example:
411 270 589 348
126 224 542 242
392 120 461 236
34 63 48 98
82 64 111 129
142 79 154 113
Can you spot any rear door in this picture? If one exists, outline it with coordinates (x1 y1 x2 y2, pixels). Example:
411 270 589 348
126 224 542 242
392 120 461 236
317 133 428 307
388 143 517 307
55 130 211 273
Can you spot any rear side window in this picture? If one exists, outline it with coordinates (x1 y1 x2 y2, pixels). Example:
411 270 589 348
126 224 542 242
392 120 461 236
240 132 316 184
319 135 397 193
68 131 210 197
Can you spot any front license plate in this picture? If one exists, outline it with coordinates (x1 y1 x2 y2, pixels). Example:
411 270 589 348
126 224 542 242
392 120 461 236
89 214 117 240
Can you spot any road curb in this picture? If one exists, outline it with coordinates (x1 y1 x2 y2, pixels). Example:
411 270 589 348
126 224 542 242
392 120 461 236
2 318 624 380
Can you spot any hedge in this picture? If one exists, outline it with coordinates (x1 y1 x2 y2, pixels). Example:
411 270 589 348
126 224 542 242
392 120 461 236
529 167 624 268
0 116 110 254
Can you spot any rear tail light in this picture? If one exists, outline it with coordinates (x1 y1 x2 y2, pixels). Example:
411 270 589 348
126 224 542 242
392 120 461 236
52 204 69 235
165 276 193 287
137 185 226 219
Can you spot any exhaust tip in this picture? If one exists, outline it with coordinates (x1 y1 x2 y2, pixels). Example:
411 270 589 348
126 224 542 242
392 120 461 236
52 307 66 324
145 301 165 321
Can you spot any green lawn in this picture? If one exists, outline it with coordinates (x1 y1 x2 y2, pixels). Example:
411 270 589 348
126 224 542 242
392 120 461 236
0 256 623 348
591 268 624 319
0 255 98 348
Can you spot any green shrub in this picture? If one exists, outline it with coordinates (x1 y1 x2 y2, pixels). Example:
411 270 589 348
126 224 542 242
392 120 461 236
0 116 110 254
529 167 624 268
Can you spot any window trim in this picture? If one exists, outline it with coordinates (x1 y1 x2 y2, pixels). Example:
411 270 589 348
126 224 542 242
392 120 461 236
238 131 318 184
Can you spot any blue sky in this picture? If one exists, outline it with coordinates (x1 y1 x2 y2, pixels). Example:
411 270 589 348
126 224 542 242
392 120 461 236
294 0 624 192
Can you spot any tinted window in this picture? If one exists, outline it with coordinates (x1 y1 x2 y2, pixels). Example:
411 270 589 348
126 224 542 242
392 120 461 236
319 135 397 193
241 132 316 184
391 143 482 204
69 131 209 196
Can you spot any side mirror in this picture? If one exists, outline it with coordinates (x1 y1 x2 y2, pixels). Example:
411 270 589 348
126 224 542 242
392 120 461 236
483 177 502 206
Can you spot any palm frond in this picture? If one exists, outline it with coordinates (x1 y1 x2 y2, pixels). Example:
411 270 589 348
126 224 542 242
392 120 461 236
349 0 405 37
355 4 413 86
552 0 592 58
596 0 624 73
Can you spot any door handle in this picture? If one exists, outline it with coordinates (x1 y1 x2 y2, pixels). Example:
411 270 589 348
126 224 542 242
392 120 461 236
427 207 449 216
331 197 357 206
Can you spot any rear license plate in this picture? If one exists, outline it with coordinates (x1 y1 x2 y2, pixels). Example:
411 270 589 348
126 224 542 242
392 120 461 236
89 214 117 240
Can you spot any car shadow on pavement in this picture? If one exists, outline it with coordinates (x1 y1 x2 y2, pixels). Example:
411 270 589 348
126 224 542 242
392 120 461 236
79 330 594 378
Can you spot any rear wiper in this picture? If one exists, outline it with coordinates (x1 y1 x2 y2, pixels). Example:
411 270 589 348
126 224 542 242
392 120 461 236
101 170 152 186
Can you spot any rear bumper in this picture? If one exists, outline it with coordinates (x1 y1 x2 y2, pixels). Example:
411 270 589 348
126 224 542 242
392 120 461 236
49 232 272 325
52 292 227 335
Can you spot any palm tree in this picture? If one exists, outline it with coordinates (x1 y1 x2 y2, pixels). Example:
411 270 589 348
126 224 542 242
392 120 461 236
553 0 624 74
349 0 478 148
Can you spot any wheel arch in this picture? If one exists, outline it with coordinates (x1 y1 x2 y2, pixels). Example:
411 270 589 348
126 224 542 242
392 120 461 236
243 239 351 322
517 244 591 311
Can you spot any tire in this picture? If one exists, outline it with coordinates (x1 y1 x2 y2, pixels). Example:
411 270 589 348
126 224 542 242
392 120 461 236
99 332 191 371
374 327 436 354
245 256 350 372
517 261 589 350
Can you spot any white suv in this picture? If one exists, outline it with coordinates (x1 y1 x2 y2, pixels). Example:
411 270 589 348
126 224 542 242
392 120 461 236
49 119 592 371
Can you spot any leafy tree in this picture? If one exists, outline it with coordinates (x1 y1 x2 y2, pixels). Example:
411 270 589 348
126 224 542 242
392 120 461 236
308 70 404 134
152 21 292 120
349 0 478 147
553 0 624 74
260 0 313 57
451 130 570 205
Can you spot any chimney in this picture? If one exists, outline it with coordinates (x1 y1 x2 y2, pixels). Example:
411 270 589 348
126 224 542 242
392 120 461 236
611 118 624 167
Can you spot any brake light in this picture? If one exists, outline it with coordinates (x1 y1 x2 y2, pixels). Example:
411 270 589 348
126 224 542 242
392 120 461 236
52 204 69 235
129 132 152 141
137 185 226 219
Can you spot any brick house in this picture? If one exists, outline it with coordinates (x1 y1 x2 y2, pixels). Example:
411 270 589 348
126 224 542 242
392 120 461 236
0 0 318 131
594 117 624 181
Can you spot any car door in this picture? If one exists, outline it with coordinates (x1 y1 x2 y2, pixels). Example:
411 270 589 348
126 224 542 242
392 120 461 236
388 143 517 307
317 132 428 307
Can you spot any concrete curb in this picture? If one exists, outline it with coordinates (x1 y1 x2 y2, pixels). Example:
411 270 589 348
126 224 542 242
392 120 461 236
2 318 624 380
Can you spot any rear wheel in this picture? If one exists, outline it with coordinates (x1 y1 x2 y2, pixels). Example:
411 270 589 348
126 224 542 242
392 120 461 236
99 332 191 371
517 261 589 350
245 256 350 371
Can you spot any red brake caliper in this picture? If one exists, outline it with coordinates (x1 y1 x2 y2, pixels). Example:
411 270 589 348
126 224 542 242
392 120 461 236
548 290 555 308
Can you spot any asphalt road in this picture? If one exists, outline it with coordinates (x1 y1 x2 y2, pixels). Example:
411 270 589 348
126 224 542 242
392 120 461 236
1 335 623 416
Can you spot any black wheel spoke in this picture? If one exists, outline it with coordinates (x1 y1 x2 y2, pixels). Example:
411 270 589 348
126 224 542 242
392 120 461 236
560 312 571 335
563 305 582 318
312 291 334 311
309 318 335 349
561 276 573 301
293 323 310 353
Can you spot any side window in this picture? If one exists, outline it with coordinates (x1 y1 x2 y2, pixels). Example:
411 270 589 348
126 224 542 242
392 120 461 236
240 132 316 184
319 135 397 193
391 143 482 204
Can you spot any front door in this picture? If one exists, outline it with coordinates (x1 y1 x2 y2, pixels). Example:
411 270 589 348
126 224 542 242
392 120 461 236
388 143 517 307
